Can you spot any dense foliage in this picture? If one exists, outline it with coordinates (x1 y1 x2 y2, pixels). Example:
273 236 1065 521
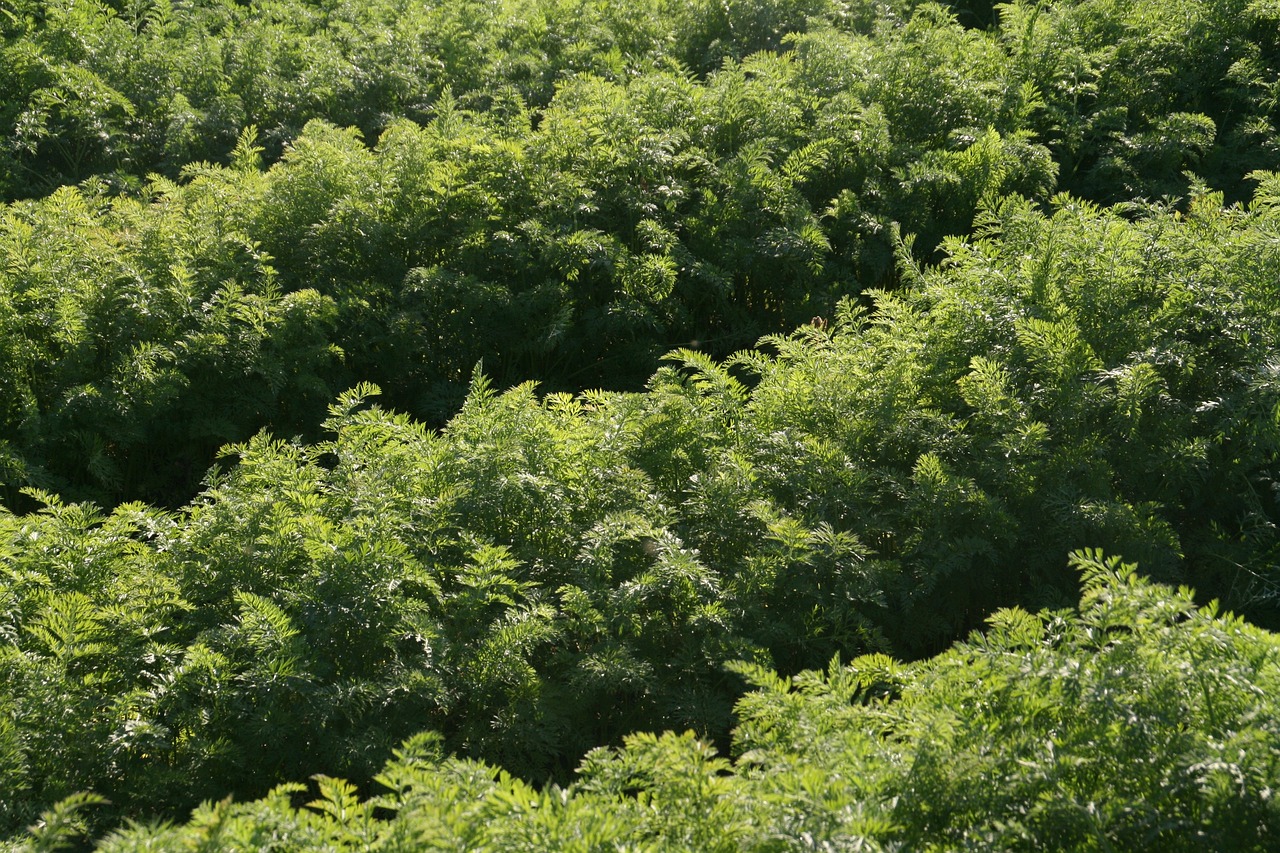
4 0 1280 847
4 0 1280 506
14 553 1280 851
4 0 1277 204
5 185 1280 842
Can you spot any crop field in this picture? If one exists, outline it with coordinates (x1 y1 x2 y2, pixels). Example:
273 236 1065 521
3 0 1280 848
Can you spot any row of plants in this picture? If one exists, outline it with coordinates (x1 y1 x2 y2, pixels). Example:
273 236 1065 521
4 0 1278 206
7 0 1280 508
4 183 1280 841
12 555 1280 851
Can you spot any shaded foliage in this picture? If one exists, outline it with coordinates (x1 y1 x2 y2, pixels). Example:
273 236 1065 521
19 553 1280 851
